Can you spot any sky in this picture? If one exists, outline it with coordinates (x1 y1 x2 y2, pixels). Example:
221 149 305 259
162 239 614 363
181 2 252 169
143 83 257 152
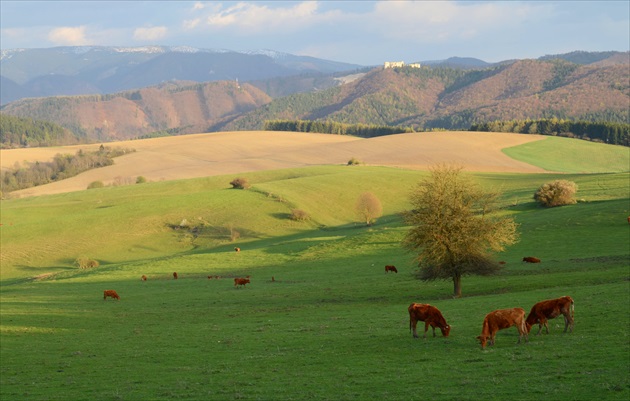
1 1 628 66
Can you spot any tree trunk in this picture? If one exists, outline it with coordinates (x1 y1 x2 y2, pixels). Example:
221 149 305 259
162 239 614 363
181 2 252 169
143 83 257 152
453 274 462 298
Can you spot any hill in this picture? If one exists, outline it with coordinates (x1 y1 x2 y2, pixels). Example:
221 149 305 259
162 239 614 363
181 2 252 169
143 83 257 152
0 46 362 105
2 54 627 143
2 130 628 198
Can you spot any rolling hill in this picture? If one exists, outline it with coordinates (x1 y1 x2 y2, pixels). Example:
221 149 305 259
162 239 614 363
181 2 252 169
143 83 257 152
1 53 627 144
2 130 628 198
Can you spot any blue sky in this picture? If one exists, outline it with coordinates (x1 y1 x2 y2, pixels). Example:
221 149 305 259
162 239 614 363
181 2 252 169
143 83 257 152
1 1 628 65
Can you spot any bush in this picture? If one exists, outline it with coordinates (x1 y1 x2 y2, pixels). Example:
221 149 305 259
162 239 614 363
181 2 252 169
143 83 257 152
136 176 147 184
230 177 251 189
75 258 100 269
87 181 104 189
534 180 578 207
347 157 361 166
290 209 311 221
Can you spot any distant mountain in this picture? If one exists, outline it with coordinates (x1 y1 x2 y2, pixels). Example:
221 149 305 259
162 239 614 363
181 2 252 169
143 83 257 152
421 57 496 69
1 51 627 145
0 46 363 105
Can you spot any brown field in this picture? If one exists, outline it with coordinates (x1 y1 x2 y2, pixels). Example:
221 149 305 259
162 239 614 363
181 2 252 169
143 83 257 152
1 130 549 197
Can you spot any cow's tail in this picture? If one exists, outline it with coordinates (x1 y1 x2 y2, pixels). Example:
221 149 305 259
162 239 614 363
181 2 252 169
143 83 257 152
569 296 575 318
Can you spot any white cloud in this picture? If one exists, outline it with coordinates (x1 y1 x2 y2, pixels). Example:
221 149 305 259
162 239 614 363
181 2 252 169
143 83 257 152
47 26 89 46
186 1 340 34
133 26 168 41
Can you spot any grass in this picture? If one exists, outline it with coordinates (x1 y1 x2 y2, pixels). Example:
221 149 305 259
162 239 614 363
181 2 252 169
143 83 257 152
1 143 629 400
502 136 630 173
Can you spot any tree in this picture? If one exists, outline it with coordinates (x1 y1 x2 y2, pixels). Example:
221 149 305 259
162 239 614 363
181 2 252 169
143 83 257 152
355 192 383 226
534 180 578 207
402 164 519 298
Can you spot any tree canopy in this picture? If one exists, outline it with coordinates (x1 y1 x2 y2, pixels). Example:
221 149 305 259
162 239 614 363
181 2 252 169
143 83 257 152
402 164 519 297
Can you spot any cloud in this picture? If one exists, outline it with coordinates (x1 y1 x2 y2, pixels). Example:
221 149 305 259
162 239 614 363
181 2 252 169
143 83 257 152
184 1 340 34
133 26 168 41
47 26 89 46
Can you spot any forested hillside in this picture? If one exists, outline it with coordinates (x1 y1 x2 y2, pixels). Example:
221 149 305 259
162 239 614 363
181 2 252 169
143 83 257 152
0 114 77 148
1 54 627 145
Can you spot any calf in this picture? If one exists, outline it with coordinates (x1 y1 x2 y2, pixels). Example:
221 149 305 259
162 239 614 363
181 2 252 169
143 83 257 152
385 265 398 273
477 307 528 349
408 303 450 338
141 275 147 281
103 290 120 301
234 247 241 252
522 256 541 263
173 272 178 279
525 296 574 335
234 277 250 288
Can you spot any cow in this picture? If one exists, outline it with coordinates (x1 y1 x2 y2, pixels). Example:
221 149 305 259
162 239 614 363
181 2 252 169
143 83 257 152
234 277 250 288
173 272 178 279
522 256 541 263
408 303 451 339
385 265 398 273
141 275 147 281
234 247 241 252
477 308 528 349
525 296 574 335
103 290 120 301
498 261 506 265
627 216 630 224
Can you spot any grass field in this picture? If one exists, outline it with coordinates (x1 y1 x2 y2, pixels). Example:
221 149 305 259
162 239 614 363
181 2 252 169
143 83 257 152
1 135 629 400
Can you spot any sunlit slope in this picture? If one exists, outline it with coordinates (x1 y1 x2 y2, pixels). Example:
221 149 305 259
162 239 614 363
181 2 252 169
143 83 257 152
2 131 552 197
1 164 628 282
503 136 630 173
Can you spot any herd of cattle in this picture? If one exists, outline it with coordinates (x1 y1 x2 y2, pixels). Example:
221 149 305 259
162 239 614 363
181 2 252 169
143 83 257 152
409 295 575 349
104 252 572 349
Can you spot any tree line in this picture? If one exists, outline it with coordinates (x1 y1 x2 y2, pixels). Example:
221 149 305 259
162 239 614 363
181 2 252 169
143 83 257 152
0 114 77 148
1 145 134 196
264 119 413 138
469 118 629 146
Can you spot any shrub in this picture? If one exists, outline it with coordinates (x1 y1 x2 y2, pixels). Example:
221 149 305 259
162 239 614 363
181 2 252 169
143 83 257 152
534 180 578 207
230 177 251 189
290 209 311 221
75 258 100 269
87 181 104 189
347 157 361 166
136 176 147 184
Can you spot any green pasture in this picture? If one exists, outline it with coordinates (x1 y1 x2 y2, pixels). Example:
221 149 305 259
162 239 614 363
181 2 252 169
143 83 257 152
1 138 629 400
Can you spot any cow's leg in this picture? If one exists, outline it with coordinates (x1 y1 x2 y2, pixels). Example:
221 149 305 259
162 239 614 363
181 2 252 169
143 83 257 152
423 322 430 339
411 319 419 338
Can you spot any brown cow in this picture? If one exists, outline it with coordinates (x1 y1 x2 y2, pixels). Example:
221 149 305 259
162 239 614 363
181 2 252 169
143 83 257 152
522 256 541 263
141 275 147 281
385 265 398 273
234 247 241 252
408 303 450 338
477 307 528 349
103 290 120 301
173 272 178 279
234 277 250 288
526 296 574 335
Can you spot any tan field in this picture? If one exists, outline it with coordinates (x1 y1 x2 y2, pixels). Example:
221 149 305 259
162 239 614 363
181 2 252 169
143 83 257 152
1 130 550 197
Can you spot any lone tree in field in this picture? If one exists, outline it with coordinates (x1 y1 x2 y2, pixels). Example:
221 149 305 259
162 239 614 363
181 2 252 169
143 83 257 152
534 180 578 207
356 192 383 226
402 164 519 298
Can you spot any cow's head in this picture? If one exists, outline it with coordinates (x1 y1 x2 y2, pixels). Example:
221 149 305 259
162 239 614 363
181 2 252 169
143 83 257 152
440 325 451 337
476 335 488 349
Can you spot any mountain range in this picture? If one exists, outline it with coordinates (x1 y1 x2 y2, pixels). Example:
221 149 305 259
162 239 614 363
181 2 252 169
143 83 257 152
0 47 628 144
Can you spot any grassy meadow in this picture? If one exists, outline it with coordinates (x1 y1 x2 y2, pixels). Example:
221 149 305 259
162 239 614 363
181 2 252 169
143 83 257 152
1 136 629 400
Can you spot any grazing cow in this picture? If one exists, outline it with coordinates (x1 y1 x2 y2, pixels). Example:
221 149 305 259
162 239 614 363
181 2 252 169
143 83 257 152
103 290 120 301
234 277 250 288
173 272 178 279
141 275 147 281
235 247 241 252
522 256 541 263
498 261 506 265
408 303 451 339
477 308 528 349
208 275 213 279
385 265 398 273
525 296 574 335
